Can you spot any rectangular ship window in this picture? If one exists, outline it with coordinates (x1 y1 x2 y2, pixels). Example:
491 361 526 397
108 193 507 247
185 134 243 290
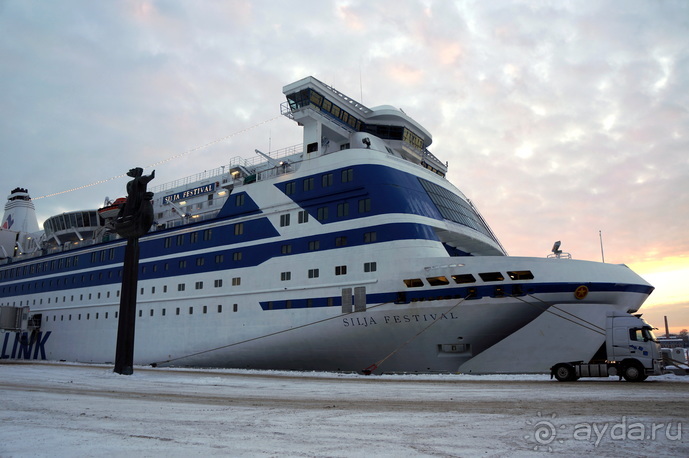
426 276 449 286
507 270 534 280
479 272 504 282
364 262 377 272
403 278 424 288
452 274 476 284
298 210 309 223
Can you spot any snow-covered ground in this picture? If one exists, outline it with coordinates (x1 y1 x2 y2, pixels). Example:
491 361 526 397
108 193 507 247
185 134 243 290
1 362 688 457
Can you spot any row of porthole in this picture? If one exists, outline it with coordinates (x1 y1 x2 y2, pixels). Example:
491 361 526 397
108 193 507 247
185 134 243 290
44 303 239 323
396 283 533 304
403 270 534 288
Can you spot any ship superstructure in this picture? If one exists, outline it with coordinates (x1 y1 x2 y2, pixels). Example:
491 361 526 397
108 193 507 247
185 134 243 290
0 77 654 373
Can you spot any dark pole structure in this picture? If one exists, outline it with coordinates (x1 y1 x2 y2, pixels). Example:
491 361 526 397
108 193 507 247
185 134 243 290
113 167 155 375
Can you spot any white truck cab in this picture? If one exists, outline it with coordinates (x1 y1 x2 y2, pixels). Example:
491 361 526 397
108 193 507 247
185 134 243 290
551 312 663 382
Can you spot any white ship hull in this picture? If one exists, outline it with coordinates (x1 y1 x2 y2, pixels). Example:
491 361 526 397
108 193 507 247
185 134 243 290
0 77 654 374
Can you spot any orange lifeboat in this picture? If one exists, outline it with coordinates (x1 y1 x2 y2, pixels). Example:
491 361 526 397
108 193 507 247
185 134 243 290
98 197 126 219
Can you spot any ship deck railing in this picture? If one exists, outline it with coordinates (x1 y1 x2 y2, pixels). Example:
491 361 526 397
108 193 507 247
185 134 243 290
151 144 302 194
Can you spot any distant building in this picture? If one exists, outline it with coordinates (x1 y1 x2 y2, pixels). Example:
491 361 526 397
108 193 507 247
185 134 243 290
658 337 685 349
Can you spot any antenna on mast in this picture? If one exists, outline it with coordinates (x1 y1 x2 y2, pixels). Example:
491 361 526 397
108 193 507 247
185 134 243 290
599 230 605 263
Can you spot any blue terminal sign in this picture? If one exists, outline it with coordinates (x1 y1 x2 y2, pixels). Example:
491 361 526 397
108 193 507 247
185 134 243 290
163 183 216 204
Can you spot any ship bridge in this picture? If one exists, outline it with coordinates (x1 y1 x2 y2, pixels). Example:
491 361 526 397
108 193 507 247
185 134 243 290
281 76 447 177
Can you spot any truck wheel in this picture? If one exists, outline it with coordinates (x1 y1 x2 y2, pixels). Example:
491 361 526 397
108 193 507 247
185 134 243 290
622 362 646 382
553 363 577 382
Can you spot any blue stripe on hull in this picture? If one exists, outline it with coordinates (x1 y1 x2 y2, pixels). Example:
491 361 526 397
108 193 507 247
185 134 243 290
259 282 655 311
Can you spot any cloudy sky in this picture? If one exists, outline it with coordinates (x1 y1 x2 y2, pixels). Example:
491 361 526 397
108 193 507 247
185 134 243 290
1 0 687 331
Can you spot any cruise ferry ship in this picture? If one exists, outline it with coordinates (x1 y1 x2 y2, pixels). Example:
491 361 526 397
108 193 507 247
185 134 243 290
0 77 654 374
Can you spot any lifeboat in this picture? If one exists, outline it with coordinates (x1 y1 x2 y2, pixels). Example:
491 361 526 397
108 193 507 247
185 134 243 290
98 197 126 220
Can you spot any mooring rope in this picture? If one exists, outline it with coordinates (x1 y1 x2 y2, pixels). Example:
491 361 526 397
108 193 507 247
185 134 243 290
514 293 606 335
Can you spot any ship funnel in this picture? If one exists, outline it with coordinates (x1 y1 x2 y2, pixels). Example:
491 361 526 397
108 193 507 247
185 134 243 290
1 188 41 258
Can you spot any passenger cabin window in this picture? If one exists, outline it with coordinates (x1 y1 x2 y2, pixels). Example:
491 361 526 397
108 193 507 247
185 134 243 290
303 177 314 191
403 278 424 288
337 202 349 217
341 168 354 183
298 210 309 223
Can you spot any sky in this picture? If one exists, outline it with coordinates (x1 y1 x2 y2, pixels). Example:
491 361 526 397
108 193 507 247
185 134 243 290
0 0 687 331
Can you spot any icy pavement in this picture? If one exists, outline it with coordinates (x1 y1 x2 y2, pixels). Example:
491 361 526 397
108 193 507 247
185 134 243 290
1 362 688 457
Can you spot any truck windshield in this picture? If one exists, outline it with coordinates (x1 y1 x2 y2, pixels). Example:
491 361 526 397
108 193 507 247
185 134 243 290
643 327 658 342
